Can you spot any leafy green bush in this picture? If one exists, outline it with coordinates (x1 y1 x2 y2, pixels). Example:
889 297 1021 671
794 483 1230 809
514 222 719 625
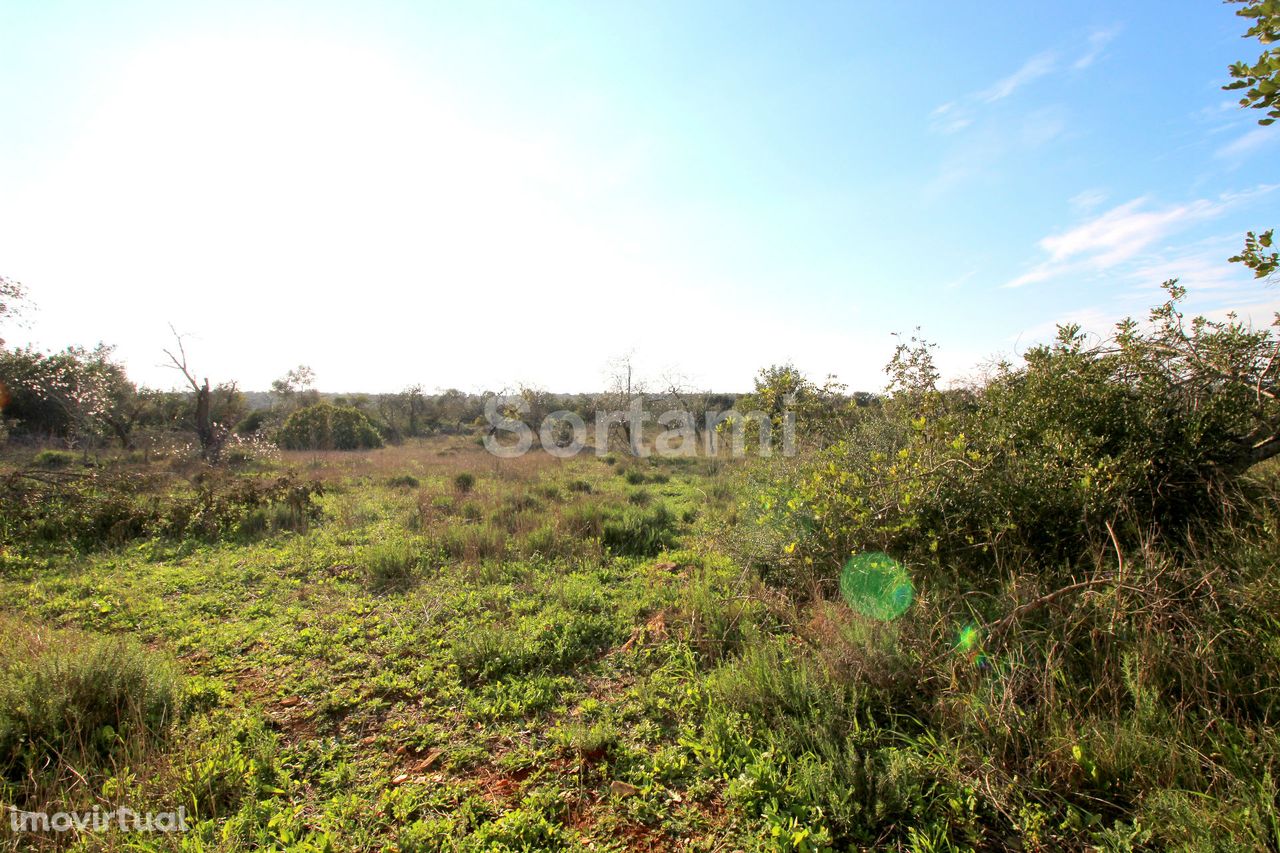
175 711 287 822
760 285 1280 585
563 503 607 540
277 402 383 451
723 282 1280 848
235 409 271 435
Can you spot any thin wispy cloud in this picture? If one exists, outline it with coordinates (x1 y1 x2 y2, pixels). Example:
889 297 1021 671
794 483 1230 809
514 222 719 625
929 27 1120 136
1216 126 1276 160
1040 198 1220 264
1020 107 1068 147
1015 282 1280 352
1013 234 1280 348
921 108 1067 201
978 52 1058 103
1069 188 1109 212
1005 187 1278 289
929 101 973 134
1006 196 1226 288
1073 27 1120 70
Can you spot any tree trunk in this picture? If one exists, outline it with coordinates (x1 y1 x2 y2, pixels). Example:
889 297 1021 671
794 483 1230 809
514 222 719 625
195 379 212 457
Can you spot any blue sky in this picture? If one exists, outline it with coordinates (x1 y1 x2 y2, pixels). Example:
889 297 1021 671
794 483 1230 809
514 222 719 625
1 1 1276 392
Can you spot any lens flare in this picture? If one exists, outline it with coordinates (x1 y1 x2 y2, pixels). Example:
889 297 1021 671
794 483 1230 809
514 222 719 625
840 552 913 620
956 623 981 653
955 623 996 669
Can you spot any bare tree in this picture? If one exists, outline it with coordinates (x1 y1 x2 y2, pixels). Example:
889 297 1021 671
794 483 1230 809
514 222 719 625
659 370 714 448
163 325 239 461
596 351 647 451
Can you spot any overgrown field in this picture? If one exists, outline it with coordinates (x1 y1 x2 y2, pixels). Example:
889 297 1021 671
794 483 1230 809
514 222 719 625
3 408 1280 851
0 439 761 851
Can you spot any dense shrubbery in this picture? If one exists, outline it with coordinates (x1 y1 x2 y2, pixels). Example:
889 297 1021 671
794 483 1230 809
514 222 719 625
754 284 1280 587
721 283 1280 847
277 402 384 451
0 468 324 551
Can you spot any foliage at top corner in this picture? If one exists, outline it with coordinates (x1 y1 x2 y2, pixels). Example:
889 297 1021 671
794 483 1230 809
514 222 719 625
1225 0 1280 126
1225 1 1280 282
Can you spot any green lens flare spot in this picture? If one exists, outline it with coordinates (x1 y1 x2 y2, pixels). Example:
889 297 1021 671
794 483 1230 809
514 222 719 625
956 623 981 652
840 552 914 620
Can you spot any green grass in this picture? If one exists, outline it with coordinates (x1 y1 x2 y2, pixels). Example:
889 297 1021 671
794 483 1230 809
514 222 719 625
0 435 1277 851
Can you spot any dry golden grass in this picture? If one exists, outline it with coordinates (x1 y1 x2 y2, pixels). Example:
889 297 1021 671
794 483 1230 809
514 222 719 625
276 435 580 485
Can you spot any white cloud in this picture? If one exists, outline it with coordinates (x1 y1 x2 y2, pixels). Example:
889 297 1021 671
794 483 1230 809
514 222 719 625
1072 27 1120 70
1015 290 1280 354
978 52 1058 103
1013 305 1124 348
1040 198 1221 265
928 27 1119 136
1006 195 1230 287
1215 127 1276 160
929 101 973 134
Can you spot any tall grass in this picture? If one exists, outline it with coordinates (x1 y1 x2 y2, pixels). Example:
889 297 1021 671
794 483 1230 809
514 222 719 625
0 618 181 808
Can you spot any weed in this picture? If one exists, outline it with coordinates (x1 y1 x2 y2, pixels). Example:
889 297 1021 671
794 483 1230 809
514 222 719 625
362 540 427 588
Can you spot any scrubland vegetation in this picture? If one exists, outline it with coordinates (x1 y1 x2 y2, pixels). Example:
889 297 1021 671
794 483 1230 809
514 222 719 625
3 274 1280 852
2 3 1280 850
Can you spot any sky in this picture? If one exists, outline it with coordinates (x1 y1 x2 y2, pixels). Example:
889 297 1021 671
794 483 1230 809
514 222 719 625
1 1 1277 393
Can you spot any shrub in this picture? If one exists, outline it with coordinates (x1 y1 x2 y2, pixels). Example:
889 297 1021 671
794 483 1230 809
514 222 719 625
0 620 181 782
176 711 285 821
277 403 383 451
33 449 76 469
602 503 678 556
0 469 323 551
236 409 271 435
440 522 505 562
453 472 476 494
387 474 420 489
362 540 426 589
563 504 607 540
760 287 1280 586
522 523 584 560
